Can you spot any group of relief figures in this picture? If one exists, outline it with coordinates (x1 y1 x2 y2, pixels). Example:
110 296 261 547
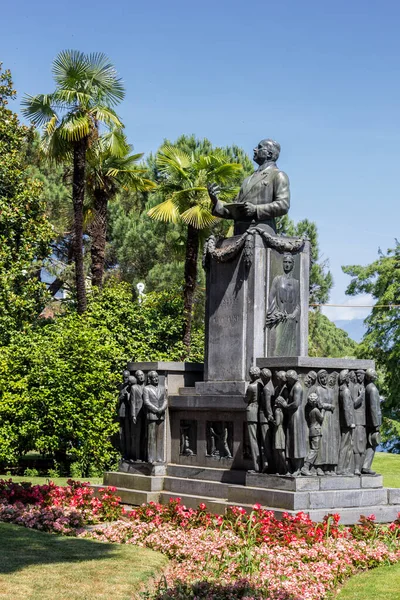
245 366 382 477
118 370 167 464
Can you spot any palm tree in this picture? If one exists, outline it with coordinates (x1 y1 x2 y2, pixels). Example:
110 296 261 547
147 144 242 354
22 50 125 313
86 130 156 287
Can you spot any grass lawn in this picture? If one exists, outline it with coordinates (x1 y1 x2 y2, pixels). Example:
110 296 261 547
0 522 167 600
0 476 103 486
337 561 400 599
374 452 400 488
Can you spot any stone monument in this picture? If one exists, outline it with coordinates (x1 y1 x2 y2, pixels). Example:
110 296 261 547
101 138 400 524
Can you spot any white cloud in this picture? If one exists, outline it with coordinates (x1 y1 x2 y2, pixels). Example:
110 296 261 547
321 294 373 321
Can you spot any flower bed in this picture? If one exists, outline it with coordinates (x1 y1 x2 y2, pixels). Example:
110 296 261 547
1 480 400 599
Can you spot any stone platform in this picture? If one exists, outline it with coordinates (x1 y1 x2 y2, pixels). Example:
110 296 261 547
98 466 400 525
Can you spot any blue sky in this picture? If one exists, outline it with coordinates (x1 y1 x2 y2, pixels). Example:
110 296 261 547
2 0 400 330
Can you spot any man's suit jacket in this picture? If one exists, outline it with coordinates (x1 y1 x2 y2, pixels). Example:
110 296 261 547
212 162 290 235
143 384 167 422
365 382 382 429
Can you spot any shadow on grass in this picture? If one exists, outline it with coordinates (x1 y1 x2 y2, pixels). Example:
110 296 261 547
148 579 269 600
0 522 122 574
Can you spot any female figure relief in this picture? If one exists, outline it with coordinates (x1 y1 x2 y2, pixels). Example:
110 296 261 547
266 253 300 356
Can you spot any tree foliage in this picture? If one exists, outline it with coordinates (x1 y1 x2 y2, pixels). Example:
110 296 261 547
343 242 400 416
308 311 358 358
0 65 52 344
0 281 203 471
22 50 125 313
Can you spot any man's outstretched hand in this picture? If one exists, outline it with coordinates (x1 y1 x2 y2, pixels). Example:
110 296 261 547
207 183 220 207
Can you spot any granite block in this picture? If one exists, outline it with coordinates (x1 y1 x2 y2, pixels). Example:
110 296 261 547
227 485 310 510
309 489 387 510
246 473 319 491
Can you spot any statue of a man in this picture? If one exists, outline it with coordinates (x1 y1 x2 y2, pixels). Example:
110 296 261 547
362 368 382 475
208 139 290 236
118 370 132 459
129 370 146 461
143 371 167 463
244 366 262 472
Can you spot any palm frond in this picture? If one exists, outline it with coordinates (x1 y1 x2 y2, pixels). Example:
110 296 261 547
58 113 91 141
41 127 72 161
211 163 243 181
86 52 125 106
52 50 90 88
99 128 130 157
90 105 123 129
147 198 180 223
54 88 93 107
180 205 217 229
21 94 57 126
156 144 191 178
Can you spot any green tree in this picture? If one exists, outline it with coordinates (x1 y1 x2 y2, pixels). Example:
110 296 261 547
0 281 204 471
278 216 333 306
0 65 52 344
86 130 156 287
147 143 242 353
308 311 358 358
22 50 125 313
343 242 400 415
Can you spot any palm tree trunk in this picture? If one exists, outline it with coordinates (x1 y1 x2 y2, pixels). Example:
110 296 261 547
182 224 199 356
72 137 88 313
90 188 108 288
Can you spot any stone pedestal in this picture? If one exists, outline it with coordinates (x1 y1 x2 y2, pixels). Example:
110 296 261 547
205 234 310 381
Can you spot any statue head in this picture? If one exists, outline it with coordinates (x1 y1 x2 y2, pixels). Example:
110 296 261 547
365 368 377 383
260 368 272 384
308 392 319 407
122 369 130 383
282 253 295 274
135 370 145 384
317 369 328 387
348 370 357 384
147 370 159 386
339 369 349 385
305 370 317 388
286 369 298 385
356 369 365 384
128 375 137 386
253 139 281 165
249 366 261 382
276 370 287 384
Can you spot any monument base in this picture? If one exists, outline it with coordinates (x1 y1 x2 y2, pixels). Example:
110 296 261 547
99 466 400 525
102 360 392 525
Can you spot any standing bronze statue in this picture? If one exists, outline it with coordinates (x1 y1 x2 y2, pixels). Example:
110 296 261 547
266 253 300 356
143 371 167 463
118 370 133 459
337 370 356 475
284 369 307 476
314 369 337 475
244 366 262 472
129 370 146 461
208 139 290 235
259 368 275 473
362 369 382 475
353 369 366 475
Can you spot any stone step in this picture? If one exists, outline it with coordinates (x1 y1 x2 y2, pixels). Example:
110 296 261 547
167 463 246 484
246 472 384 492
228 485 389 511
178 387 197 396
163 475 230 498
103 471 164 492
308 504 400 525
91 485 160 505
